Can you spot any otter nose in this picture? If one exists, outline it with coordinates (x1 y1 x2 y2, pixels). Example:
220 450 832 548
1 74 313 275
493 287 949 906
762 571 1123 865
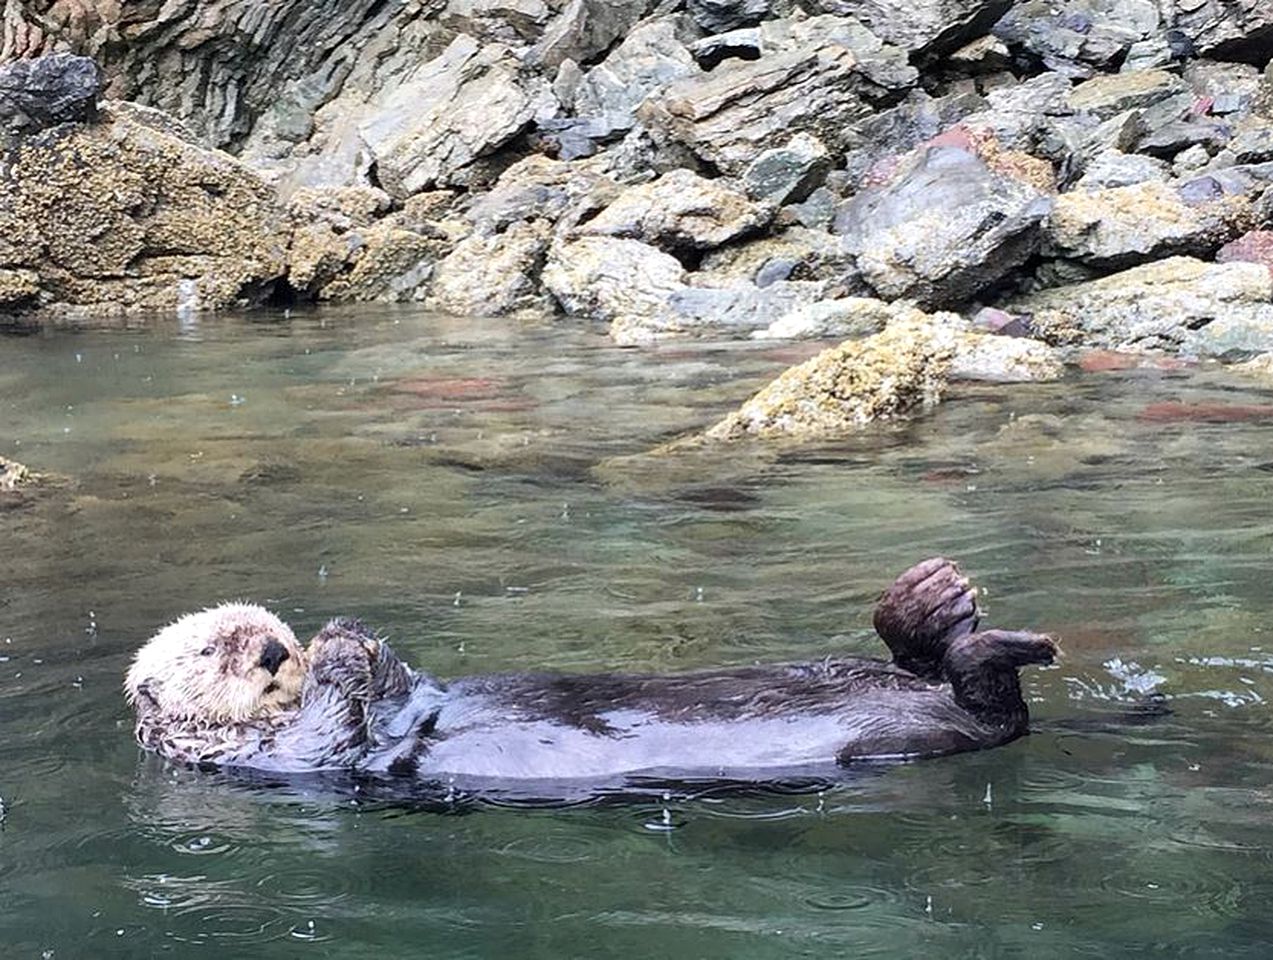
259 639 289 676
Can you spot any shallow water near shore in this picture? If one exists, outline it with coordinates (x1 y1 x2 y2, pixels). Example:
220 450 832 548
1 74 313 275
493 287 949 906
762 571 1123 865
6 308 1273 957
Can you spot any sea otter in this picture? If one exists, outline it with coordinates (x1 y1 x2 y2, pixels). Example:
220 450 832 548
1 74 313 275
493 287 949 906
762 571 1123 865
125 559 1057 798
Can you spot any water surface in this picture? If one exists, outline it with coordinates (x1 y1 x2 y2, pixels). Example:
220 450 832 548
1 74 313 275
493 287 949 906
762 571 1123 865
4 308 1273 957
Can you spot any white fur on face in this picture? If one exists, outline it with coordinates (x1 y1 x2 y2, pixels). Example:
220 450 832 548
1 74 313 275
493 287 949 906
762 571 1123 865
125 603 306 723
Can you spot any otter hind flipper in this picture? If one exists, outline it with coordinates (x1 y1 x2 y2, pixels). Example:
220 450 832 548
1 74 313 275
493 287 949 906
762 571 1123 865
874 557 980 680
942 629 1058 736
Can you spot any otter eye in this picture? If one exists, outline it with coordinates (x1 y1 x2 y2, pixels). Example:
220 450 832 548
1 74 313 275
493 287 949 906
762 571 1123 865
200 646 215 657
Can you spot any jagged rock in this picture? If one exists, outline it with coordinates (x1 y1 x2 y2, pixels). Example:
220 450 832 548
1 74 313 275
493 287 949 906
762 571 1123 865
0 52 103 134
741 133 831 203
531 0 655 70
688 0 786 34
463 154 618 234
1228 122 1273 163
949 35 1012 72
962 72 1071 152
698 227 864 293
841 88 987 186
577 169 770 251
1044 180 1256 267
1006 256 1273 355
993 0 1162 77
811 0 1013 59
1135 117 1233 158
314 226 447 302
610 280 829 344
0 97 287 317
703 319 958 439
638 44 912 175
1065 69 1191 120
542 236 686 322
1168 0 1273 64
833 144 1051 307
1217 230 1273 276
567 19 698 141
1074 150 1171 190
1184 60 1264 117
427 220 552 315
357 36 556 198
0 268 40 306
779 187 839 231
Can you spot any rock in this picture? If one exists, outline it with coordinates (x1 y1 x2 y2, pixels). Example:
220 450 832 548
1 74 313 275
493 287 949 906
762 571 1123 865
0 268 40 306
577 169 770 251
357 36 557 199
463 154 618 234
530 0 655 70
610 280 830 344
0 53 103 134
841 88 987 187
1168 1 1273 64
833 144 1052 307
741 133 831 203
1065 69 1190 120
812 0 1013 59
949 35 1013 72
1183 60 1264 117
1135 118 1233 158
0 99 287 318
638 44 912 176
1044 180 1255 268
1074 149 1171 190
0 456 31 492
1217 230 1273 277
567 19 699 141
950 332 1064 382
751 296 938 340
1229 122 1273 163
313 225 446 302
688 0 786 34
698 227 864 293
427 220 552 315
993 0 1162 77
542 236 686 322
1006 256 1273 355
779 187 839 231
703 319 959 439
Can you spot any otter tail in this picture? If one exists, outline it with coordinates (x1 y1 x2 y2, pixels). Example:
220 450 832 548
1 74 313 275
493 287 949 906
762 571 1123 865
874 557 980 680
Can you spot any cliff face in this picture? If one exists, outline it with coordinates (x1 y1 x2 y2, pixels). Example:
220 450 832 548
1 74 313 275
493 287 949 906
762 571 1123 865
2 0 1273 412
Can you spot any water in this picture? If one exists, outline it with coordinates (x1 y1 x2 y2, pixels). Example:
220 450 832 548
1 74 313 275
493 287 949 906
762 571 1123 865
5 307 1273 957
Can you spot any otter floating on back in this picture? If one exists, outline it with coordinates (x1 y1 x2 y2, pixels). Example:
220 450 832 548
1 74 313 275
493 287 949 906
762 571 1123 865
125 559 1057 800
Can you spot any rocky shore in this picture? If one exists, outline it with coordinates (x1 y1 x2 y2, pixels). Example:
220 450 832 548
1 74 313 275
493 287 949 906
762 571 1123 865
2 1 1273 433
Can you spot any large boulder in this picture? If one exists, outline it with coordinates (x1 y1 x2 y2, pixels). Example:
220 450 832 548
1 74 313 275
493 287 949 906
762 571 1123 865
542 236 686 322
833 143 1052 307
1006 256 1273 357
357 36 557 198
1044 180 1258 267
0 93 288 318
426 220 553 315
577 169 771 251
993 0 1164 77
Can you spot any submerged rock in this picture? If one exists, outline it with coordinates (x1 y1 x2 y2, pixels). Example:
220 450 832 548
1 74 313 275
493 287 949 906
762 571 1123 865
1007 256 1273 357
704 319 959 440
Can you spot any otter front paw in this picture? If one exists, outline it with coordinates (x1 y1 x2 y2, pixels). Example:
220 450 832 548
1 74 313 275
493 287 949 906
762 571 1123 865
874 557 979 678
306 619 380 699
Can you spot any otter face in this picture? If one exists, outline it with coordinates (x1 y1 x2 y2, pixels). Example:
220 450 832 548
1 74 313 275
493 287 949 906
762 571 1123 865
125 603 306 724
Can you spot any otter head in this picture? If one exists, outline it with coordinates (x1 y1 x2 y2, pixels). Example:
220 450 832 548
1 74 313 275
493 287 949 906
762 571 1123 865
125 603 306 724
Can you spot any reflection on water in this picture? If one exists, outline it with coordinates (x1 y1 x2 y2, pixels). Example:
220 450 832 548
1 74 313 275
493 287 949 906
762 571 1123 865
5 306 1273 956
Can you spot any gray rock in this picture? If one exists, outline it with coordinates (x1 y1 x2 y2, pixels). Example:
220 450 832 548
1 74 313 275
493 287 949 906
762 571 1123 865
949 332 1064 382
530 0 655 70
750 296 930 340
811 0 1014 59
993 0 1161 77
1074 149 1171 190
463 155 618 235
427 220 553 316
577 169 771 250
1006 256 1273 355
614 279 830 343
698 227 864 294
542 235 686 322
1184 60 1263 117
842 88 987 186
0 53 104 133
960 72 1072 153
1135 118 1233 159
439 0 556 45
833 145 1052 307
1065 69 1190 120
639 45 912 175
741 133 831 203
569 19 699 141
1044 180 1255 268
1168 1 1273 64
780 187 839 231
1230 122 1273 164
688 0 786 34
357 36 557 198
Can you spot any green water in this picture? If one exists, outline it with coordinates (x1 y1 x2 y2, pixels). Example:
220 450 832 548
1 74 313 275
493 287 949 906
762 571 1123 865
5 308 1273 957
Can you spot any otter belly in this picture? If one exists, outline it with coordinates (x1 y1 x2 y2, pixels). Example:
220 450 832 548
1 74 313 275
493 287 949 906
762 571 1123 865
385 684 1005 783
